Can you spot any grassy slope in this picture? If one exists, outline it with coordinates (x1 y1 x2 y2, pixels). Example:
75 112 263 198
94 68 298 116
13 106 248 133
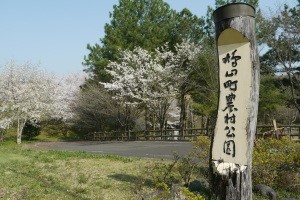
1 131 299 199
0 142 152 200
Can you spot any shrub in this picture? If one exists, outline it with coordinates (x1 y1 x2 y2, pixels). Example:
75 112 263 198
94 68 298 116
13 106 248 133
177 155 199 186
22 121 41 140
253 138 300 194
41 119 71 137
146 155 180 186
181 187 206 200
141 138 212 199
191 136 211 179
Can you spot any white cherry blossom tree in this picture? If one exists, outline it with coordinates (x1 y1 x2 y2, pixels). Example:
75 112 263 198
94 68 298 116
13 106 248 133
102 46 175 131
52 72 85 121
173 42 201 134
0 61 83 143
102 42 201 131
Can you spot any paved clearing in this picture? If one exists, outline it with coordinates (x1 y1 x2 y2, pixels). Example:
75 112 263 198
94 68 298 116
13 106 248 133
28 141 194 159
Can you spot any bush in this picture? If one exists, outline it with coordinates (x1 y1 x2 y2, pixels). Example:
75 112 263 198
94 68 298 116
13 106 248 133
178 155 199 186
146 155 180 186
41 119 70 137
181 187 206 200
23 121 41 140
253 138 300 194
191 136 300 196
191 136 211 179
141 137 212 199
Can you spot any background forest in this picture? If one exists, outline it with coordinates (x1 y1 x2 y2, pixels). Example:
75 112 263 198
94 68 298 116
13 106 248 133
0 0 299 142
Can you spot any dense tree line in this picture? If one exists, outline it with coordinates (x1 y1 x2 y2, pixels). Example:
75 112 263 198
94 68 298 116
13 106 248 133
75 0 300 136
80 0 211 134
0 0 298 141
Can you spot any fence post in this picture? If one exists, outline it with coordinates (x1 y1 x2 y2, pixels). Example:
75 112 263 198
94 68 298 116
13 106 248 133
211 3 260 200
273 119 279 139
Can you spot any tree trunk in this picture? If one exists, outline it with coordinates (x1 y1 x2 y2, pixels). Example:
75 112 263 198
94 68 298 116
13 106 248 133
286 71 300 113
145 106 149 140
0 129 4 142
206 117 210 136
17 119 26 144
125 104 132 139
179 93 186 138
153 112 156 130
158 100 168 139
189 104 194 129
211 3 260 200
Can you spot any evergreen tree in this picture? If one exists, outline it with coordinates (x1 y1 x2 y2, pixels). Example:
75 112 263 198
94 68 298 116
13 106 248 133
259 1 300 113
83 0 205 83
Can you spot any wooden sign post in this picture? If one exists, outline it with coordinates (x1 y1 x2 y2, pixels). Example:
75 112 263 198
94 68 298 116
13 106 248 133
211 3 260 200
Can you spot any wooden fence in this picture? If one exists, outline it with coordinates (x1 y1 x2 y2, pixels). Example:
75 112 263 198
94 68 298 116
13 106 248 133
85 125 300 141
256 125 300 140
85 128 214 141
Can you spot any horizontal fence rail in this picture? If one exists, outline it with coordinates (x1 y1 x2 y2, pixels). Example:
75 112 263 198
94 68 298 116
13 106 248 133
85 125 300 141
256 125 300 140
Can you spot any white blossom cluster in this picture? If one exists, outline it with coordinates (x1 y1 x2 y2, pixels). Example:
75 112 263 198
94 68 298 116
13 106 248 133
0 61 83 142
102 46 174 104
51 72 85 120
101 42 201 125
103 42 200 103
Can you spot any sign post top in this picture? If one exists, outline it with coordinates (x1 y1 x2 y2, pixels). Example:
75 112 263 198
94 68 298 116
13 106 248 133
213 3 255 23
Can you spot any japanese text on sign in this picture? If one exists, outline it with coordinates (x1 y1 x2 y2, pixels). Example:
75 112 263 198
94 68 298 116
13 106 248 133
212 40 252 165
222 49 240 157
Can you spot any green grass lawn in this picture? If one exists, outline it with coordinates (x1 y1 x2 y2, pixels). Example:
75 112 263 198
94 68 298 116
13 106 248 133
0 141 154 200
1 135 299 200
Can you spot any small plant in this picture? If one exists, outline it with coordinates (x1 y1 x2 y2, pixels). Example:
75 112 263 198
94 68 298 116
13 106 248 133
181 187 206 200
146 155 180 186
140 138 212 199
177 154 199 186
191 136 211 179
191 136 210 165
78 173 90 184
74 186 87 194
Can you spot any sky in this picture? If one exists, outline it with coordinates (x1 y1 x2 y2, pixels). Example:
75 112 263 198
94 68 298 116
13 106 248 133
0 0 296 75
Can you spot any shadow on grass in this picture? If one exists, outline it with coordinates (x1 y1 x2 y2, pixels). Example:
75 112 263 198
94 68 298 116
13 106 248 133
108 173 139 183
108 173 153 187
